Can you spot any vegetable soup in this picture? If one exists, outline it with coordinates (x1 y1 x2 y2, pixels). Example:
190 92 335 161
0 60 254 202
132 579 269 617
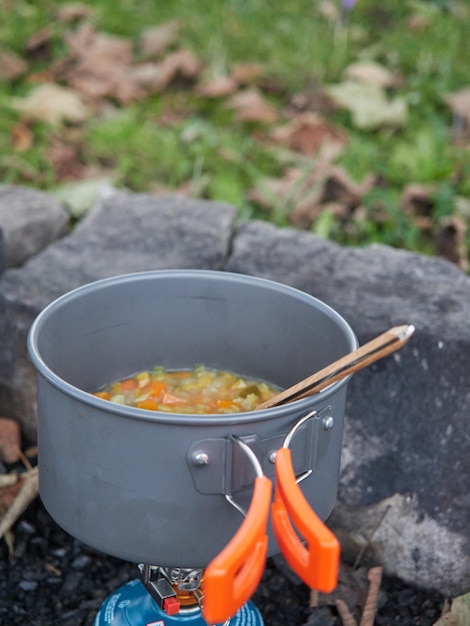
93 365 280 414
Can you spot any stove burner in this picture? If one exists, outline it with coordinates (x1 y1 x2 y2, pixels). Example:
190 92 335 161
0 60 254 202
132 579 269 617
94 564 264 626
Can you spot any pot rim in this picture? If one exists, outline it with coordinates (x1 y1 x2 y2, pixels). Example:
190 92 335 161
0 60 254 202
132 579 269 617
27 269 358 426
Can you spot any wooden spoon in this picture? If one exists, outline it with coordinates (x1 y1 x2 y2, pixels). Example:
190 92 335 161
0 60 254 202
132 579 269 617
256 324 415 410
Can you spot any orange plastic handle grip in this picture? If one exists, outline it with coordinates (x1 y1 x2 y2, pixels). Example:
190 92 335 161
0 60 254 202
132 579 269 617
271 447 340 593
202 475 272 625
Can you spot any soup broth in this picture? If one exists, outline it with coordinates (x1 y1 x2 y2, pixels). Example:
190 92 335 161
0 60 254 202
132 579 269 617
93 365 280 414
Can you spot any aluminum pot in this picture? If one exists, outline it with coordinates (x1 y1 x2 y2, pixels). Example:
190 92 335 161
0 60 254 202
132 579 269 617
27 270 357 568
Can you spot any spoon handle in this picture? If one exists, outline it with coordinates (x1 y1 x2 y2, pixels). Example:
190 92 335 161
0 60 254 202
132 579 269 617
256 324 415 410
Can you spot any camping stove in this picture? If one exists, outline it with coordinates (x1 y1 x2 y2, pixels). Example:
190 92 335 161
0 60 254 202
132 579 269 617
95 565 263 626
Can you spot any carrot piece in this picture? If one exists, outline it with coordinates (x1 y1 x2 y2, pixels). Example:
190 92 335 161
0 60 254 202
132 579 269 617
149 381 166 399
120 378 138 391
217 399 237 410
94 391 111 400
136 398 158 411
162 392 187 405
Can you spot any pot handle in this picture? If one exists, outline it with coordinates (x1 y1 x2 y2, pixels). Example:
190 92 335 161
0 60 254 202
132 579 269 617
271 446 339 592
202 439 272 625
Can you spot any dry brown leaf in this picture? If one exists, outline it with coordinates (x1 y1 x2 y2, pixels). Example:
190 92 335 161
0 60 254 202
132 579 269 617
56 2 94 22
12 83 90 125
47 140 84 181
0 418 21 464
270 112 348 156
135 49 201 94
159 49 202 82
344 61 395 89
322 166 375 206
290 162 374 229
25 27 53 59
231 63 264 85
139 21 181 58
10 122 34 152
62 21 95 57
226 88 278 123
249 141 347 225
56 24 144 104
0 50 27 81
0 479 23 512
401 183 435 219
196 76 238 98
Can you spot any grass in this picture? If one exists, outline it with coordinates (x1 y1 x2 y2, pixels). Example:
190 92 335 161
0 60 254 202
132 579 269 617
0 0 469 266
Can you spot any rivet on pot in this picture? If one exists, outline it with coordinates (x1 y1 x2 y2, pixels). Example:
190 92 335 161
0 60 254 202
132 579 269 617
323 415 334 430
269 451 277 464
193 453 210 466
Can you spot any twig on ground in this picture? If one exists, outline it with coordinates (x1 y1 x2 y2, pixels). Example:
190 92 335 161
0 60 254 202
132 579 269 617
335 598 358 626
353 504 391 569
360 566 383 626
0 473 20 488
17 446 33 471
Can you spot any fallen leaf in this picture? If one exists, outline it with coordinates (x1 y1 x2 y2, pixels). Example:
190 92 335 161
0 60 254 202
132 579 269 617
0 417 21 464
54 23 146 104
401 183 435 219
158 49 202 82
270 112 348 156
0 467 39 542
56 2 94 22
0 50 27 81
0 479 23 512
134 49 201 94
290 164 373 229
47 140 84 181
249 141 346 225
432 593 470 626
139 21 181 58
25 27 53 59
325 80 408 129
54 177 116 218
344 61 395 89
196 75 238 98
12 83 90 125
10 122 34 152
323 166 375 206
231 63 264 85
226 88 278 123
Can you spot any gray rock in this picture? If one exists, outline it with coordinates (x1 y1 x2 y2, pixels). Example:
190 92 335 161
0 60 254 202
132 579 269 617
226 220 470 596
0 185 70 270
0 189 237 440
0 189 469 596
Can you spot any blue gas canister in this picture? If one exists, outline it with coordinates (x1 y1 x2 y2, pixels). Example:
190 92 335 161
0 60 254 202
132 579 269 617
94 579 264 626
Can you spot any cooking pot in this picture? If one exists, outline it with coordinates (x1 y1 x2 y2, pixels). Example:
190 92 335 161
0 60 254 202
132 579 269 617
27 270 357 577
